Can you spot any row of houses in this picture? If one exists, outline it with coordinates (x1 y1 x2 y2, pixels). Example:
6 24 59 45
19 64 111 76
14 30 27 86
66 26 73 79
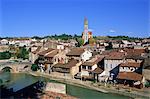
30 45 148 88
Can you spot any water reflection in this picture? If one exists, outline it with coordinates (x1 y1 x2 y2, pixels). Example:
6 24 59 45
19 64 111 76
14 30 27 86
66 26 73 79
0 73 130 99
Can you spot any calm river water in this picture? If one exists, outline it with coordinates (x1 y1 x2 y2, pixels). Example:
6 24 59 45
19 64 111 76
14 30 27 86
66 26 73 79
0 73 130 99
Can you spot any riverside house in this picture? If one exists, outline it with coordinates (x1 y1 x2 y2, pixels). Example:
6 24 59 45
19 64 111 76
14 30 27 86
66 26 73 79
37 48 55 72
124 48 146 63
66 48 92 62
52 59 82 78
76 55 104 81
117 62 144 88
30 46 43 63
34 48 68 73
104 51 126 81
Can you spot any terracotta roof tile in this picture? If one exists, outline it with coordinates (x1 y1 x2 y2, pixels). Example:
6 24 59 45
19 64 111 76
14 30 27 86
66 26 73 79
38 48 54 56
82 56 104 66
53 59 78 68
119 62 141 68
66 48 85 56
93 67 103 74
45 50 59 58
117 72 143 81
105 52 125 60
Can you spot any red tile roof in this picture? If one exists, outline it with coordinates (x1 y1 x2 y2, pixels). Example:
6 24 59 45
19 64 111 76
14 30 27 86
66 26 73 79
38 48 54 56
45 50 59 58
82 56 104 66
105 52 125 60
66 48 85 56
117 72 143 81
93 67 103 74
119 62 141 68
53 59 78 68
124 48 146 56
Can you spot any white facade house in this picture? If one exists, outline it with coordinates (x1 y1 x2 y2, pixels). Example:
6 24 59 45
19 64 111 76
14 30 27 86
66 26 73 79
57 44 64 50
80 56 104 80
0 39 8 45
81 64 97 76
16 40 31 47
66 48 92 62
122 40 132 47
104 52 126 79
81 50 92 62
104 59 124 72
119 62 142 73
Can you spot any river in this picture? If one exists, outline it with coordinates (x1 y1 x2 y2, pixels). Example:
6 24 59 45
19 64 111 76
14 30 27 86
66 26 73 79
0 73 130 99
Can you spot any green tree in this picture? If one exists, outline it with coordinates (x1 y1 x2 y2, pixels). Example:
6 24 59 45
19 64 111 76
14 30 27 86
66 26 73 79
31 64 39 71
0 51 11 60
17 47 29 60
105 42 113 50
89 38 95 45
76 38 84 47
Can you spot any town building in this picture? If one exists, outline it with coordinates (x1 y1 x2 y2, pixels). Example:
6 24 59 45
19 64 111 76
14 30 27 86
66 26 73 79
79 55 104 81
66 48 92 62
104 51 126 80
117 62 144 88
52 59 82 78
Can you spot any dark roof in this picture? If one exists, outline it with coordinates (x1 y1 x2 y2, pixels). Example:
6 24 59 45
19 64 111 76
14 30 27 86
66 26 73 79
53 59 78 68
38 48 54 56
82 56 104 66
119 62 141 68
117 72 143 81
92 67 103 74
66 48 85 56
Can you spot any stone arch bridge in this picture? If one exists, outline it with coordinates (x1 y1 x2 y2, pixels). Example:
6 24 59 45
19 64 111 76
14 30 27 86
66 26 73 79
0 62 32 73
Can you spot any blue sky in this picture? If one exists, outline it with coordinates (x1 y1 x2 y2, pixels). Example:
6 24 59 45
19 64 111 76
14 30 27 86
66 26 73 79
0 0 149 37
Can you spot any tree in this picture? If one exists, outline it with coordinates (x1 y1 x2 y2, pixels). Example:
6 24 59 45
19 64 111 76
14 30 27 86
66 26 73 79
105 42 113 50
17 47 29 60
31 64 39 71
89 38 95 45
76 38 84 47
0 51 11 60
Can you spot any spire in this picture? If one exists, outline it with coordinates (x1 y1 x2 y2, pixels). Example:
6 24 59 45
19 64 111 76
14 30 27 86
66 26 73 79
84 17 88 30
84 17 88 25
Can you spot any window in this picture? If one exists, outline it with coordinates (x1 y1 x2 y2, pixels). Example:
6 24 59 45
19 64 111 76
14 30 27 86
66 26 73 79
88 66 92 70
110 64 112 68
105 64 107 68
82 66 86 69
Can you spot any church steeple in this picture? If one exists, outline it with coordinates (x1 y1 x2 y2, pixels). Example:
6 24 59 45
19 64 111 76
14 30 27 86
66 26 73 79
84 17 88 30
82 17 92 45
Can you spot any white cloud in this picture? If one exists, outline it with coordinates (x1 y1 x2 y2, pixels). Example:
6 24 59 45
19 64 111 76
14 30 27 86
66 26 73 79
109 29 116 33
88 29 93 32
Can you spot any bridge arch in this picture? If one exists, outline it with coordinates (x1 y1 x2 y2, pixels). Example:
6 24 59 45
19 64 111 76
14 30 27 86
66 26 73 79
1 66 14 72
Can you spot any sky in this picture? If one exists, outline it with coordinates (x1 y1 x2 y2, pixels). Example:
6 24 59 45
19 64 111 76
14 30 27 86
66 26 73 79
0 0 149 37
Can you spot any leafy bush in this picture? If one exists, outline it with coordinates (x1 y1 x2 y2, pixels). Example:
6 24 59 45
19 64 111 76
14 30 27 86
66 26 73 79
17 47 29 60
0 51 11 60
31 64 39 71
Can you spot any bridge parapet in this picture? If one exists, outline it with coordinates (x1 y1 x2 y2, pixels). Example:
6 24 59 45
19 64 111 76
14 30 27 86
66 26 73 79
0 62 32 73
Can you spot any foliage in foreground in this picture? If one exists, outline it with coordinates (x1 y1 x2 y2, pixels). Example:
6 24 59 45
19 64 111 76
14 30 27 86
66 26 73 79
31 64 39 71
0 51 11 60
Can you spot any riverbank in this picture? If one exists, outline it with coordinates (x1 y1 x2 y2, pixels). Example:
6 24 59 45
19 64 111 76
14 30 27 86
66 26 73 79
25 71 150 99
